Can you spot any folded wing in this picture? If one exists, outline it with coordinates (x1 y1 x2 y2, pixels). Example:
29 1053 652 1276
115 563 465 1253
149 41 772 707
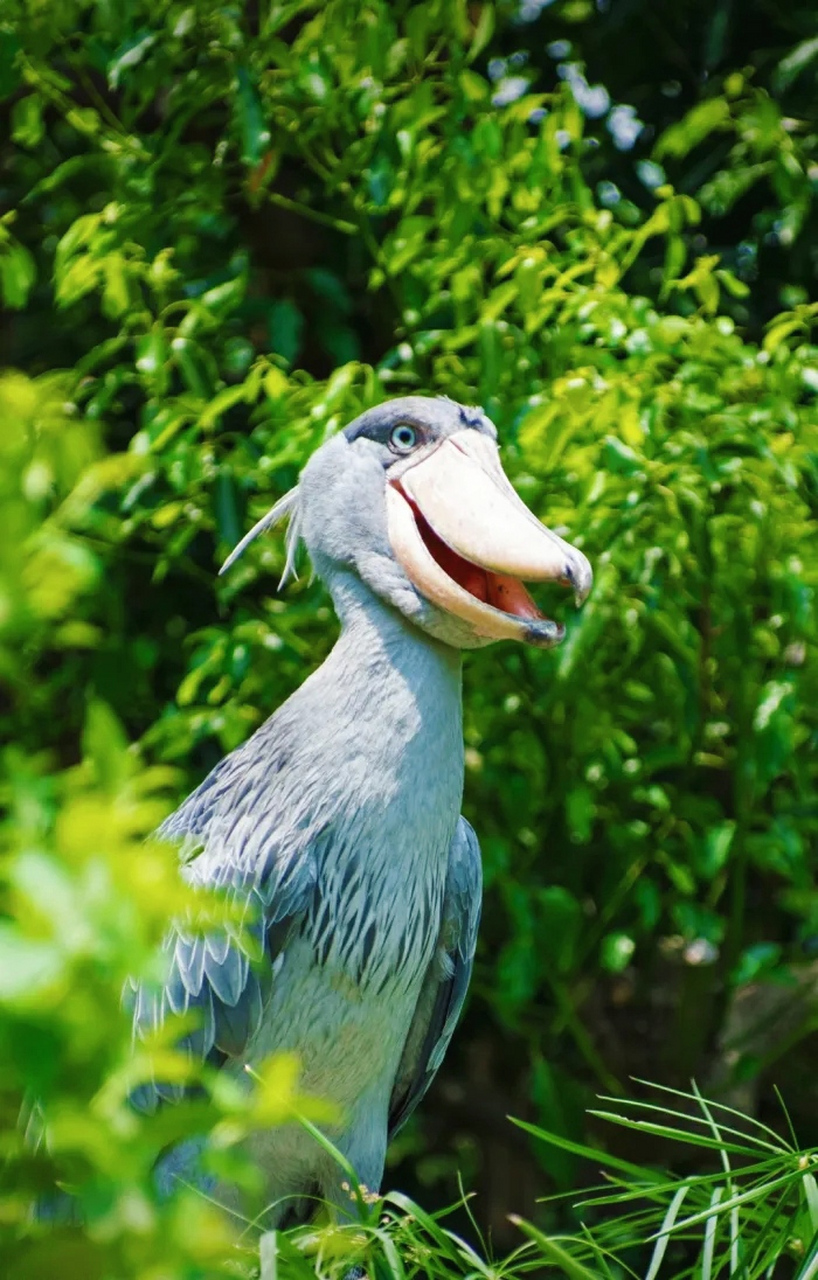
128 741 319 1110
388 816 482 1135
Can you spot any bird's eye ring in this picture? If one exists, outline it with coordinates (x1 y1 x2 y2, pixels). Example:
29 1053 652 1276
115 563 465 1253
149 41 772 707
389 423 418 453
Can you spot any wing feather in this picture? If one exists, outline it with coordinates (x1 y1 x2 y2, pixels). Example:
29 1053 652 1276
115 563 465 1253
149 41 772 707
388 816 482 1136
175 933 205 995
129 733 318 1111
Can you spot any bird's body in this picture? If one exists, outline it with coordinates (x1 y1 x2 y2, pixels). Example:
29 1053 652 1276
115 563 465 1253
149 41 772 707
156 586 471 1216
133 396 591 1226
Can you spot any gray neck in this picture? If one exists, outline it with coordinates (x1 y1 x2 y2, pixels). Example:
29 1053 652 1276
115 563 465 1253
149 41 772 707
292 572 465 986
284 570 466 953
316 570 465 783
171 569 466 904
252 566 467 863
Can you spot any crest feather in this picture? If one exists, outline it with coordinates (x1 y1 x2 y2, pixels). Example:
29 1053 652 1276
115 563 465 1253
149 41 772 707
219 485 302 588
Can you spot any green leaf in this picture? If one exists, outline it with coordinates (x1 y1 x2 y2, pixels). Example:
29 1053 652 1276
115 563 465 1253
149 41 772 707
539 887 582 975
701 821 736 876
235 66 271 166
135 329 169 376
645 1184 692 1280
655 97 732 160
0 236 35 308
509 1216 605 1280
0 925 62 999
774 35 818 93
102 253 130 317
0 28 21 100
600 933 635 973
467 5 494 64
107 31 157 90
566 784 594 843
214 468 241 548
82 699 129 794
268 298 304 365
11 93 44 148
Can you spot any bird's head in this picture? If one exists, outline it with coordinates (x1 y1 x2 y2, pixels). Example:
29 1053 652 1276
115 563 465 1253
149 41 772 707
222 396 592 650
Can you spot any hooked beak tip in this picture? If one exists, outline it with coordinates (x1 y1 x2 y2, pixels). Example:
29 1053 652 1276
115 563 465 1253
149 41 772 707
563 555 593 608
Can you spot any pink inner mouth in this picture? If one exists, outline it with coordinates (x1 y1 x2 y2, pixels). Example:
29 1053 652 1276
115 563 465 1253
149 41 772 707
398 489 546 622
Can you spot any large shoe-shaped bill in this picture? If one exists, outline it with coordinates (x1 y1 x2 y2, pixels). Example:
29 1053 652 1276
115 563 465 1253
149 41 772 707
386 431 592 648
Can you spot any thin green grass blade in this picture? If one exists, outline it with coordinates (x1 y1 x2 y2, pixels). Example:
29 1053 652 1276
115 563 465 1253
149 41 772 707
569 1178 670 1209
740 1178 803 1280
509 1217 606 1280
539 1183 616 1208
693 1081 733 1179
366 1225 407 1280
456 1169 494 1269
592 1094 786 1156
259 1229 278 1280
729 1204 741 1278
701 1185 725 1280
511 1116 663 1180
589 1109 776 1158
294 1112 377 1223
692 1081 742 1277
793 1233 818 1280
576 1221 624 1280
295 1113 357 1181
383 1190 474 1266
773 1084 799 1151
644 1183 692 1280
804 1173 818 1234
650 1169 808 1239
575 1157 782 1211
500 1237 555 1278
628 1081 794 1153
419 1216 499 1280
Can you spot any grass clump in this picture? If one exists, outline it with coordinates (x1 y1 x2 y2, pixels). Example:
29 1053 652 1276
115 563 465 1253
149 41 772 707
251 1082 818 1279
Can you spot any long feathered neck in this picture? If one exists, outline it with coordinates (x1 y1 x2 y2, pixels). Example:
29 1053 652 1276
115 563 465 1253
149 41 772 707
200 566 465 891
309 568 465 779
170 568 465 898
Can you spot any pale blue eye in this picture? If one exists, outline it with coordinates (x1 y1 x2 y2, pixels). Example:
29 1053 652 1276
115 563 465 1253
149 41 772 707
390 424 417 452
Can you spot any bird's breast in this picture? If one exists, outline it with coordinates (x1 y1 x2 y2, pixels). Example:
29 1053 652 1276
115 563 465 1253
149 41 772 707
304 796 455 995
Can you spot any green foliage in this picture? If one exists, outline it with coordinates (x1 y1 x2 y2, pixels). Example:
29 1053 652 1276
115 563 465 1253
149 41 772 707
0 384 335 1275
1 0 817 1274
516 1083 818 1280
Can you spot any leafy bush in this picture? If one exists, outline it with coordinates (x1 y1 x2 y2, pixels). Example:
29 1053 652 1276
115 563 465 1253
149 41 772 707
1 0 817 1274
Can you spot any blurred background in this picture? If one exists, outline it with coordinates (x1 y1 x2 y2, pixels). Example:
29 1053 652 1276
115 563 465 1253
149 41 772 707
1 0 817 1273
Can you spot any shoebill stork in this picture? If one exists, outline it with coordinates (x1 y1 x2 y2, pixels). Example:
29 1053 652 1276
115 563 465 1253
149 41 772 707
133 395 591 1225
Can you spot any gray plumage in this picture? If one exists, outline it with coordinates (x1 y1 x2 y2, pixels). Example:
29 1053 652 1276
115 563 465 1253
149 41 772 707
129 396 590 1226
